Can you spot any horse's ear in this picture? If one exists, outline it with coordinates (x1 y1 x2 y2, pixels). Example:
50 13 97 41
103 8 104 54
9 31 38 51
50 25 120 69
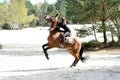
55 13 58 17
44 15 46 19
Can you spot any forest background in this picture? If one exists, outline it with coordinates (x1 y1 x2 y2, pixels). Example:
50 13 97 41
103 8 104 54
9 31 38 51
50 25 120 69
0 0 120 49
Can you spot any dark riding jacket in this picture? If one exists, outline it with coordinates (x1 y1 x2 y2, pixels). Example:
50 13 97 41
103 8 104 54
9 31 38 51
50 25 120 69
55 22 71 33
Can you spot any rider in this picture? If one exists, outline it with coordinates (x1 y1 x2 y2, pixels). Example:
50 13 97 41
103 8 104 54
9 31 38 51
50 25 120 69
54 17 71 47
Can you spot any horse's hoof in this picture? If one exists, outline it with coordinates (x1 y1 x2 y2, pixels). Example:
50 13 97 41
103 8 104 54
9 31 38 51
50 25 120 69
46 56 49 60
70 65 74 67
47 58 49 60
70 65 73 67
70 64 76 67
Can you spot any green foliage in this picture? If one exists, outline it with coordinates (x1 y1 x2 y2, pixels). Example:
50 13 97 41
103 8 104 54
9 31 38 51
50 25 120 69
0 2 8 26
82 40 120 51
56 0 66 17
65 0 120 43
0 0 36 29
65 0 83 24
9 0 36 26
0 44 2 49
1 23 11 30
107 41 120 47
0 0 120 44
82 40 102 50
35 1 49 26
25 0 35 15
76 26 92 38
47 4 58 15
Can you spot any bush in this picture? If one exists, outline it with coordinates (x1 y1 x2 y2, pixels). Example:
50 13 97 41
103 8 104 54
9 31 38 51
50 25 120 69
82 40 102 50
107 41 120 47
1 23 11 30
0 44 2 49
82 40 120 51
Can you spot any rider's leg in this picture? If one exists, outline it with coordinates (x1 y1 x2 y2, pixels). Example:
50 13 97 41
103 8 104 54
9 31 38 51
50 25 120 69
64 32 71 37
60 32 71 47
60 33 65 47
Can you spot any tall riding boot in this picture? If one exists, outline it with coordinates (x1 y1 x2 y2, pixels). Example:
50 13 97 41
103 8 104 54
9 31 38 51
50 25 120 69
60 34 64 48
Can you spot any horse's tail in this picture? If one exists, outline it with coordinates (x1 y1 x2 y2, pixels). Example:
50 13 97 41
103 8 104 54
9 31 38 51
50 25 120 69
79 46 87 62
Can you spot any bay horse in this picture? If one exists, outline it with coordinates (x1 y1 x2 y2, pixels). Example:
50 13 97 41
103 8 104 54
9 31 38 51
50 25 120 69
42 13 86 67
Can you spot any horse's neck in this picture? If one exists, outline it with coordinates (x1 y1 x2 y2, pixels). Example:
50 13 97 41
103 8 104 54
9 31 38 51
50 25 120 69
49 21 57 34
50 21 57 29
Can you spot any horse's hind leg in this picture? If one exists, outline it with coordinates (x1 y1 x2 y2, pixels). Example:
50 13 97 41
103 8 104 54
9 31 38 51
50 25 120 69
42 43 49 52
44 47 51 60
68 50 80 67
70 58 79 67
42 43 51 60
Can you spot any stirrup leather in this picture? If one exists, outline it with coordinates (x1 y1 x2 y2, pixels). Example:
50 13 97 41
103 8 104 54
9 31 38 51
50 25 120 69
59 33 65 47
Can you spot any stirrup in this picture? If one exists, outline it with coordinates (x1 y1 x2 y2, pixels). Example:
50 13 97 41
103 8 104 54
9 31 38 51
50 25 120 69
60 44 64 48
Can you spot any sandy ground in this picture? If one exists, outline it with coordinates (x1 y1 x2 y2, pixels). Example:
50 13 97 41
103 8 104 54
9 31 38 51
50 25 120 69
0 27 120 80
0 44 120 80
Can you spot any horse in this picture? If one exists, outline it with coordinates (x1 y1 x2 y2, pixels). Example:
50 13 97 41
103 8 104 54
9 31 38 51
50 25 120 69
42 13 86 67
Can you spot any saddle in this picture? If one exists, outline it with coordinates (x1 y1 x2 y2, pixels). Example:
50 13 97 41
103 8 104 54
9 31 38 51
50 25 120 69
59 32 73 46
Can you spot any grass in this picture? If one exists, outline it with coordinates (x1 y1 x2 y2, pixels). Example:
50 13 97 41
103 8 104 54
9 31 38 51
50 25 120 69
0 44 2 49
82 40 120 51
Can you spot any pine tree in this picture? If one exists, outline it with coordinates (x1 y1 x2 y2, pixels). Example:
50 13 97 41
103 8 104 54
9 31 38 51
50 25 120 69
56 0 67 17
25 0 35 15
47 4 58 15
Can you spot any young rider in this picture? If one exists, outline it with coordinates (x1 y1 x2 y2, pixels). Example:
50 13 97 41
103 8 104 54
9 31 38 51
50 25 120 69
54 17 71 47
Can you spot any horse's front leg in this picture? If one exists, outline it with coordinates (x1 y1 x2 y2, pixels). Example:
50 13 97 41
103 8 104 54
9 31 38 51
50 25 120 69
42 43 51 60
42 43 48 53
70 58 79 67
44 47 51 60
68 50 80 67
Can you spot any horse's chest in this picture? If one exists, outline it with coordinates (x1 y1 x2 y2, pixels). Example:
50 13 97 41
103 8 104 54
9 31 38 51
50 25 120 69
48 34 58 41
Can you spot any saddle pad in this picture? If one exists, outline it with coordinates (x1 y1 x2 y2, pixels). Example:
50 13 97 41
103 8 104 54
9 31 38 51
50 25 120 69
65 36 73 43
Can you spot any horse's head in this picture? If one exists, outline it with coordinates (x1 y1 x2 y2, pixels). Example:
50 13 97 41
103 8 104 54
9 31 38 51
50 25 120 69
44 13 58 30
44 13 58 23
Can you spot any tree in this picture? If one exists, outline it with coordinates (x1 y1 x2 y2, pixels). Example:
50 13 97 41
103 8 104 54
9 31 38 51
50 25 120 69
35 1 49 26
8 0 36 29
76 26 92 38
68 0 120 43
81 0 99 41
47 4 58 15
109 1 120 42
25 0 35 15
0 2 8 26
56 0 67 17
94 0 120 43
0 0 36 29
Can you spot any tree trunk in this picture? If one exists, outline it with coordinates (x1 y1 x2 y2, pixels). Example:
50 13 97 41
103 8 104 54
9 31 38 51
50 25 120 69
111 19 120 42
116 25 120 42
111 30 115 42
102 20 107 44
92 23 97 41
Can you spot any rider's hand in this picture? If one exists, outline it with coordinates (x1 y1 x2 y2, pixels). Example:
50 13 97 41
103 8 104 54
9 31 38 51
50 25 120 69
49 28 55 31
